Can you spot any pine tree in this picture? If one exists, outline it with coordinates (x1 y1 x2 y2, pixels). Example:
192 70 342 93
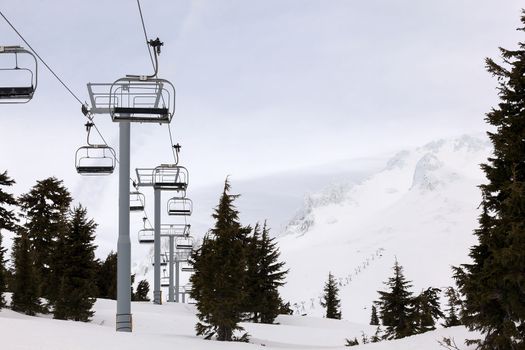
11 228 41 315
0 171 18 309
96 251 117 299
135 280 150 301
442 287 462 328
376 259 415 339
453 11 525 349
321 272 342 319
370 305 380 326
244 222 288 323
190 179 249 341
53 205 98 321
18 177 72 308
412 287 443 334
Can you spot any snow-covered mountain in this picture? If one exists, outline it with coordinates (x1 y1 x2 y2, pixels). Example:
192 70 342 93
277 134 491 323
133 133 492 326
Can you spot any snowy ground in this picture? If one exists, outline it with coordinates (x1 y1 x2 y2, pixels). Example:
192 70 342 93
0 298 478 350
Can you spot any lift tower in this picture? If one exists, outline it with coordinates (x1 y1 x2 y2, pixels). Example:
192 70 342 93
85 39 176 332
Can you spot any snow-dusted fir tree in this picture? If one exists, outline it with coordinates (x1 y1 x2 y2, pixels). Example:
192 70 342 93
442 287 462 328
321 272 342 319
18 177 72 309
190 179 250 341
370 305 380 326
0 171 18 309
412 287 443 334
376 259 415 339
454 11 525 349
96 251 117 299
135 280 150 301
245 222 287 323
11 228 41 315
53 205 98 321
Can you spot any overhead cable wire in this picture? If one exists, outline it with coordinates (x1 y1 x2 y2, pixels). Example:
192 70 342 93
0 9 83 105
0 9 116 159
2 8 156 231
136 0 156 72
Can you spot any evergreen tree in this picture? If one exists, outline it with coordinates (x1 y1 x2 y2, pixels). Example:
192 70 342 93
370 305 380 326
442 287 462 328
453 11 525 349
135 280 150 301
370 326 383 343
0 171 18 309
190 179 250 341
244 222 288 323
18 177 72 308
278 298 293 315
130 274 136 301
11 229 41 315
345 338 359 346
412 287 443 334
96 251 117 299
321 272 342 319
53 205 98 321
376 259 415 339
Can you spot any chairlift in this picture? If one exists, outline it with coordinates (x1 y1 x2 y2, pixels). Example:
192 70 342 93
75 122 116 175
130 191 145 212
138 228 154 243
167 197 192 216
175 250 192 262
135 165 189 191
108 76 175 123
176 236 194 251
0 46 38 103
160 223 190 237
151 253 167 266
153 165 189 190
161 276 170 287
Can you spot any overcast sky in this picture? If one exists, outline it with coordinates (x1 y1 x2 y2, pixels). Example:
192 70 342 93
1 0 523 256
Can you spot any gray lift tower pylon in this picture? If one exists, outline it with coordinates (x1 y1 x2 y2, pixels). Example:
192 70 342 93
116 120 132 332
87 74 175 332
161 224 191 302
136 166 189 304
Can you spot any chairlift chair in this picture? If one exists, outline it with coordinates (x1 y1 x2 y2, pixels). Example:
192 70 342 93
151 253 167 266
161 276 170 287
75 122 116 175
153 165 189 190
0 46 38 103
138 228 154 243
108 76 175 123
75 145 116 175
176 236 194 251
130 191 146 212
160 223 190 237
167 197 193 216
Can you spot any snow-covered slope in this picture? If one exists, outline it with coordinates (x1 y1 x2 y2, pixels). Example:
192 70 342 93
0 297 479 350
278 134 491 323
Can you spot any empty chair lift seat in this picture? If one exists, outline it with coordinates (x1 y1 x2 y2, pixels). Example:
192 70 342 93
167 197 193 216
109 78 175 124
0 46 38 104
0 86 34 99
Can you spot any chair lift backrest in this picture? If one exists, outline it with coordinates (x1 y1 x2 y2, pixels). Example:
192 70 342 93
130 191 145 211
108 77 175 123
138 228 154 243
75 145 116 175
167 197 193 216
0 46 38 104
